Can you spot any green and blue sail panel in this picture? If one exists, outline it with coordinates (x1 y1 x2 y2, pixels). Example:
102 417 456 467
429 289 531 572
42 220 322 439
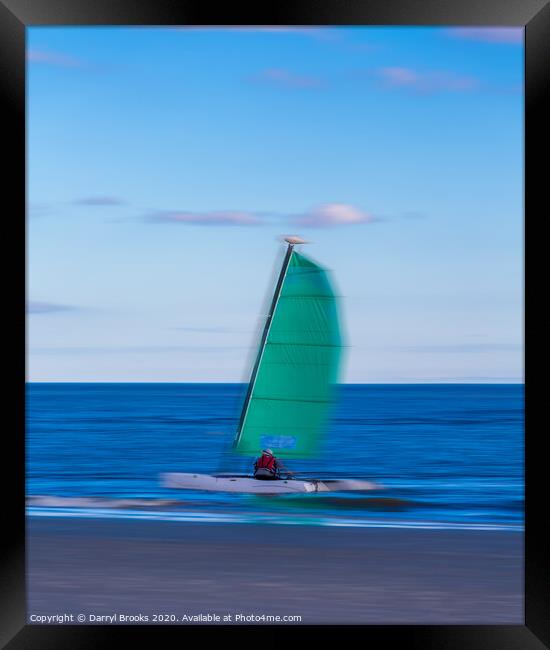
234 249 342 459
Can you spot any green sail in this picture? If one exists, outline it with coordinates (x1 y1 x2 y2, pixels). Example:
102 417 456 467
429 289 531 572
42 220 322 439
234 249 342 458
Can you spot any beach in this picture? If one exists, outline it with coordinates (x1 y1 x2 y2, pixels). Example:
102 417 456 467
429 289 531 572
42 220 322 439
26 517 523 625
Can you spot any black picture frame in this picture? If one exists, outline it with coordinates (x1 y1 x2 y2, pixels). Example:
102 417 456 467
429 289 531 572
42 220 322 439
3 0 546 646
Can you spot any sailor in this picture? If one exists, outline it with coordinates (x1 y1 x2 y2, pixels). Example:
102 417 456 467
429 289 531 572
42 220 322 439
253 449 287 480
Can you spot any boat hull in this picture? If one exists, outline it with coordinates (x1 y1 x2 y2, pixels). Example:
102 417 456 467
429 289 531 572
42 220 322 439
161 472 381 494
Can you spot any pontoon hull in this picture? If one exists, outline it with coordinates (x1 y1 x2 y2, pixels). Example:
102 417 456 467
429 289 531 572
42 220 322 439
161 473 381 494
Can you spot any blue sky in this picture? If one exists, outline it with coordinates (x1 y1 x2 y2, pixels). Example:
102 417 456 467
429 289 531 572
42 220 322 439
27 26 523 382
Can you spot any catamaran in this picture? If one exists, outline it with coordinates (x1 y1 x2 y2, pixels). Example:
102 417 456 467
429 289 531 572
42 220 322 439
162 237 380 494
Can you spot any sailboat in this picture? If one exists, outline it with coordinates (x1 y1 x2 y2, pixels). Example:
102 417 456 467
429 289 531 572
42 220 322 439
161 237 380 494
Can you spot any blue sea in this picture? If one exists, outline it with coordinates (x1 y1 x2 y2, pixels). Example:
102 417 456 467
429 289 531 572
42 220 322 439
26 383 524 531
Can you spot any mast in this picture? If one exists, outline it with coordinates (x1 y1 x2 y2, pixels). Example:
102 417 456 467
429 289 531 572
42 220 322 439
233 237 305 448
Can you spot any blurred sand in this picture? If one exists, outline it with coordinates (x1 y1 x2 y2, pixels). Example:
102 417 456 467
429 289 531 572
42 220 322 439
26 517 523 624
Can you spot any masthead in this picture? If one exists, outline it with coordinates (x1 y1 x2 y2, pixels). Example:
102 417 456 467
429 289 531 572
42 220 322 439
283 236 308 245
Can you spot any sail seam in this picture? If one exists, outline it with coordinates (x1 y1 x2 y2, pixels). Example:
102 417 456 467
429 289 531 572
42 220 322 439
279 295 333 299
249 396 330 404
262 342 339 348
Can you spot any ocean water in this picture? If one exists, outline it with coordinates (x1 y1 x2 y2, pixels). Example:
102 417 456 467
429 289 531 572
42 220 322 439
26 383 524 530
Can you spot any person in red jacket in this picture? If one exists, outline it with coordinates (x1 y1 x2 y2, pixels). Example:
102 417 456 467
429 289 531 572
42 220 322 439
253 449 288 480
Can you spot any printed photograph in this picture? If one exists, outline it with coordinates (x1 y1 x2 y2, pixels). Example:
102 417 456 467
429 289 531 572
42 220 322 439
27 26 523 625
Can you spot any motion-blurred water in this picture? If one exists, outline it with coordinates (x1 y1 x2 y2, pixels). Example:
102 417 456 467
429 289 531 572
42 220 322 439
26 383 524 530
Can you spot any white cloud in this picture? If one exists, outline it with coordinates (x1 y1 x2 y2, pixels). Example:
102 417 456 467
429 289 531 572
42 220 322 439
377 66 479 93
75 196 126 206
296 203 374 227
27 301 75 314
445 27 523 45
147 210 263 226
27 49 85 68
250 68 324 89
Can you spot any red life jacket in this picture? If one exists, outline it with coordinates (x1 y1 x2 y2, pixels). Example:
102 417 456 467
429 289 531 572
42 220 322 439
256 453 276 473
